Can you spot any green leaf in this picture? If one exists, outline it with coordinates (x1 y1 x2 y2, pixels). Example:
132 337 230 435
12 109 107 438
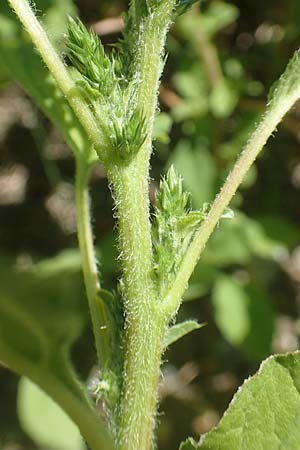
165 320 204 347
258 214 300 249
179 437 199 449
0 255 86 375
177 2 239 39
203 212 281 267
212 276 274 359
153 112 173 143
18 377 85 450
172 65 209 121
170 140 217 209
199 352 300 450
200 2 239 37
212 276 250 346
176 0 200 16
0 256 113 450
210 80 238 118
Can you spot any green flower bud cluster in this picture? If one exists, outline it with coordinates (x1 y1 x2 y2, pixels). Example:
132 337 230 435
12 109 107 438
66 17 147 164
153 166 208 296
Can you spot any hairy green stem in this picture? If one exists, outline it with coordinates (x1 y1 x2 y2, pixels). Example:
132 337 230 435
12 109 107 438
75 158 110 370
108 4 178 449
108 163 167 450
130 0 177 179
162 94 300 318
8 0 109 152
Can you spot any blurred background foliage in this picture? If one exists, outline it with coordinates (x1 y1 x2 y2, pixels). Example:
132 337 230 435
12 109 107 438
0 0 300 449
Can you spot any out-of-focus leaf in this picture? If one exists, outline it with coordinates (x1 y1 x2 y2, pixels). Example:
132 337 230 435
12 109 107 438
0 254 110 449
184 263 219 301
200 2 239 37
199 352 300 449
212 276 250 346
212 276 274 359
172 65 209 121
242 286 274 360
18 377 85 450
165 320 204 347
179 437 198 449
169 139 217 209
177 2 239 39
203 212 282 267
0 1 94 161
0 255 86 379
153 112 173 144
34 249 82 276
210 80 238 118
258 214 300 249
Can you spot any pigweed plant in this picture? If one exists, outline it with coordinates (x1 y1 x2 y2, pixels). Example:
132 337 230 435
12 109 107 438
2 0 300 449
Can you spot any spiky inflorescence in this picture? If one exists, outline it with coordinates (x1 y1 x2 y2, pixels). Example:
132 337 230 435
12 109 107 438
152 166 208 297
66 17 147 164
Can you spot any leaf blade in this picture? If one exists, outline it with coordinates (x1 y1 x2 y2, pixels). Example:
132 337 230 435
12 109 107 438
165 320 204 347
199 352 300 450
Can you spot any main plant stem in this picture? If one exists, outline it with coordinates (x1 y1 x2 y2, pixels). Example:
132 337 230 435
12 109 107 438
108 162 166 450
110 4 177 449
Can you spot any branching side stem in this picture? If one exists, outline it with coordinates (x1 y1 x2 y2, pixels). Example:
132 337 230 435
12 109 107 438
75 158 110 370
162 94 300 319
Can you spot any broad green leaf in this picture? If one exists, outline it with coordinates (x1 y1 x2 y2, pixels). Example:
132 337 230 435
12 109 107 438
18 377 85 450
0 1 94 161
199 352 300 449
0 256 86 378
212 276 274 359
179 437 198 449
165 320 204 347
0 256 114 450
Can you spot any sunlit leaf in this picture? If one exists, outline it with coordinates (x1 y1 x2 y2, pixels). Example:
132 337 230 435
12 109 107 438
199 352 300 450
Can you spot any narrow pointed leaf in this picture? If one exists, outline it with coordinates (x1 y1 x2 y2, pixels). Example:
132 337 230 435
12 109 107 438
179 437 198 449
165 320 204 347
